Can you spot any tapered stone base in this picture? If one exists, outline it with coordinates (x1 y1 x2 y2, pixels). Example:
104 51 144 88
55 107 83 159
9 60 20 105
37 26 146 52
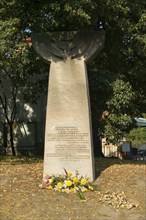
43 58 95 181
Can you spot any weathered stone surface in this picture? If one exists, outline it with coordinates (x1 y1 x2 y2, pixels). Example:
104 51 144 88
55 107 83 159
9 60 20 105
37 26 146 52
32 31 105 181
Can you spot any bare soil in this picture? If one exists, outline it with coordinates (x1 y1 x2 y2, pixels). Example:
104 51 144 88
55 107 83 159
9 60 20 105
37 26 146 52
0 156 146 220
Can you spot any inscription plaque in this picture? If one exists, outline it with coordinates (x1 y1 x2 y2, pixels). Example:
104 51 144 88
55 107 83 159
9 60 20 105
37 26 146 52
46 126 90 162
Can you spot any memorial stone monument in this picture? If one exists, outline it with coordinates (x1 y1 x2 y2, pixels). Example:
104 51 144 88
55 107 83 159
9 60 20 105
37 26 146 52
32 31 105 181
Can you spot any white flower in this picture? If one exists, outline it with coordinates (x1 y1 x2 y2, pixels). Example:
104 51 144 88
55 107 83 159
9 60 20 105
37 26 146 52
65 188 70 193
39 184 43 189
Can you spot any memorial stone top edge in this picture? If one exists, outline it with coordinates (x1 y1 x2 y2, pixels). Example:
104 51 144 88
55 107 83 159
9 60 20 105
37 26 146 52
32 31 105 63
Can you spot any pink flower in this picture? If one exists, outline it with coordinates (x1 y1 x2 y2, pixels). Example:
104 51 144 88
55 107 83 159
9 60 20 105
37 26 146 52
39 184 43 189
43 183 48 188
43 178 48 183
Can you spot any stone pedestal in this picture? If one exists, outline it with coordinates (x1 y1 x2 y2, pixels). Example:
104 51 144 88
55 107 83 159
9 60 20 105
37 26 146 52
32 31 105 181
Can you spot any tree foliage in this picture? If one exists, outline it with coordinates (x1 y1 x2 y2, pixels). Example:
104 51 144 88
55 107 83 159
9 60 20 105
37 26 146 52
0 0 146 151
126 127 146 147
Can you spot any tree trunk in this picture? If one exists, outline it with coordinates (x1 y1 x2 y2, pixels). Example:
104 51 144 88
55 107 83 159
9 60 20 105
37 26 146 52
9 122 16 156
92 126 104 157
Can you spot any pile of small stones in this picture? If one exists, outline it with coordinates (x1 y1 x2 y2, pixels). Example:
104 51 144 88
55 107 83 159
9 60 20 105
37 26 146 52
98 191 138 210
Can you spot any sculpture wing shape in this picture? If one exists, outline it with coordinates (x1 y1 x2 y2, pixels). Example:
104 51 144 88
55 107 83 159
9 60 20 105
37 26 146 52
32 31 105 63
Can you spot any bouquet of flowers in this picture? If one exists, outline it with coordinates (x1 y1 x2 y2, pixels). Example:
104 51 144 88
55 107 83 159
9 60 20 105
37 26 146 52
39 169 95 200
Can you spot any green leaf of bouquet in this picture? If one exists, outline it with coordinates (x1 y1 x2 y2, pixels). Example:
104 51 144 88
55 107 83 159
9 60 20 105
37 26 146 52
77 190 86 200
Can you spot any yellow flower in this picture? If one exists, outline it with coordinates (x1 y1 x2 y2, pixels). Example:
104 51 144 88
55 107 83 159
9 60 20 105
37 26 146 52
55 188 60 192
57 182 63 188
69 188 75 193
46 185 53 190
65 180 73 187
88 185 94 191
49 178 53 183
72 177 79 184
74 186 79 191
81 187 88 192
81 178 88 185
67 172 73 177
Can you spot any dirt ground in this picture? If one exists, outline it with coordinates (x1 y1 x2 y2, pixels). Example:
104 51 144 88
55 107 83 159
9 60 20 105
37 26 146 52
0 156 146 220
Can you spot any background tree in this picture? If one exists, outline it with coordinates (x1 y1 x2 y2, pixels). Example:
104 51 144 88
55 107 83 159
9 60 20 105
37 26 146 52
0 0 146 155
0 72 18 155
0 43 48 155
0 1 48 154
126 127 146 147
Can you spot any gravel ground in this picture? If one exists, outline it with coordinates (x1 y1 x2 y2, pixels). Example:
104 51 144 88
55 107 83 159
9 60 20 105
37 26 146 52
0 156 146 220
